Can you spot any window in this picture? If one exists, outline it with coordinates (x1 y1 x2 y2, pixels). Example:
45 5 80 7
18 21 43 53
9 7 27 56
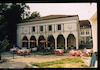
86 30 89 35
48 25 52 31
58 24 61 30
81 31 84 35
32 26 35 32
86 37 89 43
40 26 43 31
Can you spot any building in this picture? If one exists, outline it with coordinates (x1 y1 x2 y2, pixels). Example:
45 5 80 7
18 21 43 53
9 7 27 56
79 20 92 45
17 15 92 50
89 12 97 53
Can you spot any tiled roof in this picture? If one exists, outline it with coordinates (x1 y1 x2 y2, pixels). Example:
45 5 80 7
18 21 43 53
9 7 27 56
79 20 91 28
28 15 78 22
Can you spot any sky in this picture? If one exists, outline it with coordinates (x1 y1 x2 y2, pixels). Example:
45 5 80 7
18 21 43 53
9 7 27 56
26 3 97 20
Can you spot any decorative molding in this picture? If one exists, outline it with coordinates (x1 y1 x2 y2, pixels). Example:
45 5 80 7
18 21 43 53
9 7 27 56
54 24 55 33
68 25 72 29
63 24 64 32
45 25 46 34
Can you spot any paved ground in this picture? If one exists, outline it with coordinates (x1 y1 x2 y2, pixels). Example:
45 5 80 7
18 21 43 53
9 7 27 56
81 56 97 68
0 51 98 68
0 52 70 68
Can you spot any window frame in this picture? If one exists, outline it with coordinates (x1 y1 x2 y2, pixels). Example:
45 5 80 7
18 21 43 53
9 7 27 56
48 25 52 31
32 26 35 32
57 24 61 30
40 26 43 32
81 30 84 35
86 30 89 35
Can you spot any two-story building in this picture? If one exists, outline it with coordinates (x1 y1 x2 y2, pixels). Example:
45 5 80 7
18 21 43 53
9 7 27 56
79 20 92 44
17 15 92 50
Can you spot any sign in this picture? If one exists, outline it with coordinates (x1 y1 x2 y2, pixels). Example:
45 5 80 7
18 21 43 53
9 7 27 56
89 53 96 67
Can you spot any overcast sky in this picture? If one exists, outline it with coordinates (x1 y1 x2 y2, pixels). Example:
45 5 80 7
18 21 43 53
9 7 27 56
26 3 97 20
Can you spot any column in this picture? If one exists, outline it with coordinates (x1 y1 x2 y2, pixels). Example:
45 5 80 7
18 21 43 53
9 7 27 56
45 25 46 34
46 36 47 47
65 38 67 50
37 26 38 34
29 26 31 34
37 40 38 46
54 24 55 33
76 38 78 49
28 41 30 48
36 37 38 46
55 37 57 49
63 24 64 32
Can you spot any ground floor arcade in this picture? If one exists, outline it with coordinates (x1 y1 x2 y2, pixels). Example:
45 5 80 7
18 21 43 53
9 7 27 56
19 32 79 50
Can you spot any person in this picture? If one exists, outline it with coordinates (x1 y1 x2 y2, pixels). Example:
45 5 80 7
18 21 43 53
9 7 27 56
88 53 92 67
88 51 96 67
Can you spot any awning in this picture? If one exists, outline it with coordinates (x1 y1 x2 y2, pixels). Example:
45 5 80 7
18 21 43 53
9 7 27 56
40 40 50 43
30 40 36 42
22 40 28 42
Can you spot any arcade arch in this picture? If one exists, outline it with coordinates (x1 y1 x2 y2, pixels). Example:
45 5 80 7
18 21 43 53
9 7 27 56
30 36 36 48
67 34 76 49
22 36 28 48
57 34 65 49
47 35 55 49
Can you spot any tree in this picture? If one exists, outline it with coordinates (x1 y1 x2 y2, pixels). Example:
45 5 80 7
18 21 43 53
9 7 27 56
0 3 30 60
0 3 10 60
3 3 30 44
29 11 40 19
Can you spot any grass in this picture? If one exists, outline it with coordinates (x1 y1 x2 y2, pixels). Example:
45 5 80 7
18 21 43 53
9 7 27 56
31 57 86 68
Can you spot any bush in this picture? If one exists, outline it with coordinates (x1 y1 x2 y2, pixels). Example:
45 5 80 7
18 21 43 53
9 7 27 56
0 36 9 60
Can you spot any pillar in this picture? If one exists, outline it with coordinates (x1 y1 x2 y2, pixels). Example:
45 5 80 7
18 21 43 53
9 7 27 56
36 37 38 46
65 38 67 50
76 37 79 49
28 41 30 48
55 37 57 49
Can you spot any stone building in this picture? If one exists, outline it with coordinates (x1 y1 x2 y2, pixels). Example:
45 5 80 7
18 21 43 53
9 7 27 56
17 15 92 50
79 20 92 44
89 12 97 53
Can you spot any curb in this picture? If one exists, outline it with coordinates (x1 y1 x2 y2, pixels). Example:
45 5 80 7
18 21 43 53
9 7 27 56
27 63 38 68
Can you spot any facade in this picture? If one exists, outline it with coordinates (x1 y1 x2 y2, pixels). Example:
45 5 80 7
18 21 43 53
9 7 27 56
79 20 92 45
17 15 92 50
89 12 97 52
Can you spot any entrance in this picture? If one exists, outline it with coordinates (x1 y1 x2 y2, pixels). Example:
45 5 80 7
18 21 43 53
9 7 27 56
67 34 76 49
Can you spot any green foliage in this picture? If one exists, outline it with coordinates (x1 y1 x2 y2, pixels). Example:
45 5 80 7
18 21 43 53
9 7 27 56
29 11 40 19
0 3 30 44
0 36 9 53
31 58 84 68
81 64 88 68
57 66 63 68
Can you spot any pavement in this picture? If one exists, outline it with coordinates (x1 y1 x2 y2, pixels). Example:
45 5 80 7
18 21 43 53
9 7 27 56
0 51 98 69
81 56 97 68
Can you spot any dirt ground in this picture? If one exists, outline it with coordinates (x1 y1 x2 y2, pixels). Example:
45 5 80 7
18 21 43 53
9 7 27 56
0 51 91 68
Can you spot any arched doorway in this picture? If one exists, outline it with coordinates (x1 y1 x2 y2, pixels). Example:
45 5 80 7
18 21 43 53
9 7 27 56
30 36 36 48
22 36 28 48
38 35 46 50
57 34 65 49
47 35 55 49
67 34 76 49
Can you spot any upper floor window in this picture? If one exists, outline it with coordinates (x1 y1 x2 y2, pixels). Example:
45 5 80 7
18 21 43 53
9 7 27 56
32 26 35 32
86 30 89 35
48 25 52 31
81 31 84 35
40 26 43 31
58 24 61 30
